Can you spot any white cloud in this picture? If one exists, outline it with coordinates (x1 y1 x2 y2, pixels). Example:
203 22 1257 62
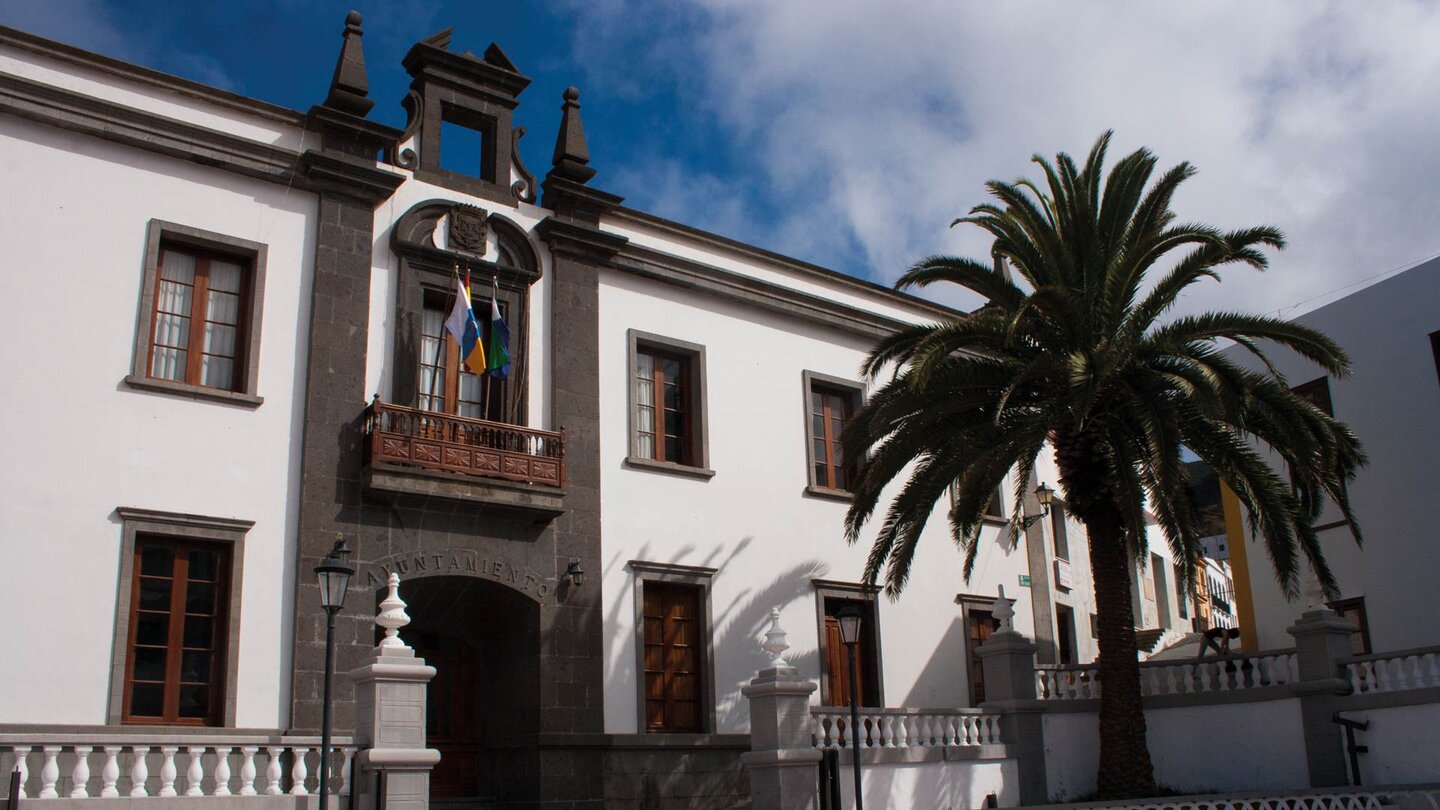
559 0 1440 317
0 0 243 93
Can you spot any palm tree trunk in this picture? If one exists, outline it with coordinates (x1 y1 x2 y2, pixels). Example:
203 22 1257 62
1083 504 1158 798
1056 427 1157 799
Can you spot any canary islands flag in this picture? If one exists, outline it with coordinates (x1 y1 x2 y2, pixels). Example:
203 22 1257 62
487 285 511 379
444 274 486 375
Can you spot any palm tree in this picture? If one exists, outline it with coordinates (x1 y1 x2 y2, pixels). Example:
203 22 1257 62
841 133 1365 799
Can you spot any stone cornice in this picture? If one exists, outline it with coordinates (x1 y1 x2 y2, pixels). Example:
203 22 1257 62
0 25 305 126
306 104 404 149
612 243 914 340
608 205 966 323
535 216 629 263
297 150 404 203
540 175 623 225
0 70 302 184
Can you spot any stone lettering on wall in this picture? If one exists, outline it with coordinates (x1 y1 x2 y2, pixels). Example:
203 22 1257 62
361 549 551 601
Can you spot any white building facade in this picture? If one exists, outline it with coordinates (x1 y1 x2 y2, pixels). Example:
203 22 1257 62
0 15 1204 809
1221 258 1440 655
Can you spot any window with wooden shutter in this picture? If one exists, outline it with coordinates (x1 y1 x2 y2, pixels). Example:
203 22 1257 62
128 222 268 405
966 608 998 706
803 372 864 495
627 332 711 474
418 291 490 419
635 347 695 465
642 582 704 732
821 598 880 707
123 537 230 725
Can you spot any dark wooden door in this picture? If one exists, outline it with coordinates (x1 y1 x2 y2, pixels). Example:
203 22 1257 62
642 583 703 731
412 631 483 798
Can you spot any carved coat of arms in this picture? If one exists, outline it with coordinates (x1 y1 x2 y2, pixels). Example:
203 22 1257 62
448 205 488 253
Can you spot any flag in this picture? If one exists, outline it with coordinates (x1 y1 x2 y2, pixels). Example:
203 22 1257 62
444 273 486 375
487 282 511 379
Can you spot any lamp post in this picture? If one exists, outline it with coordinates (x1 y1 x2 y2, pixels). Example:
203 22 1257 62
1034 481 1055 516
834 604 864 810
314 540 354 810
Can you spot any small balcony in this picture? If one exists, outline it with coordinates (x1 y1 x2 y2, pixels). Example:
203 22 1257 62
362 399 566 517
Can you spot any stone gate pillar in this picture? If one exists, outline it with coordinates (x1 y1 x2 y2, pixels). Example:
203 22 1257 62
741 609 822 810
1288 580 1358 788
975 587 1048 805
349 574 440 810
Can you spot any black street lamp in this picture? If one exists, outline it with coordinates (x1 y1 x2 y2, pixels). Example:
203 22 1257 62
834 604 865 810
1034 481 1055 516
314 540 353 810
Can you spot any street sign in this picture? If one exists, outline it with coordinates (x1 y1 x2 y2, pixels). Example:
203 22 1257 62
1018 574 1032 587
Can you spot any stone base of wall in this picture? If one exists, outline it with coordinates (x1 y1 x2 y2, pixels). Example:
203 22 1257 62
601 735 751 810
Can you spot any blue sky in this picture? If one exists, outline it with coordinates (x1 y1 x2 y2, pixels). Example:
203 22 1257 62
6 1 1440 316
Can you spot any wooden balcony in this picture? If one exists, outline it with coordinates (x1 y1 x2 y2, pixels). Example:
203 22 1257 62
363 399 566 514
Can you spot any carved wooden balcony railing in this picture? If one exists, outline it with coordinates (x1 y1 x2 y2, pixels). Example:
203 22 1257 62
364 399 565 488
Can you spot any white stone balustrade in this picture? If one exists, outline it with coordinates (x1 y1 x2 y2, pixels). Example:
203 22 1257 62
1050 787 1440 810
1034 650 1300 700
811 708 1002 750
1 735 354 799
1347 646 1440 694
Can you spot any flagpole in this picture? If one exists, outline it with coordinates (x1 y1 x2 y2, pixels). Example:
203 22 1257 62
427 259 460 413
489 275 501 424
506 278 526 427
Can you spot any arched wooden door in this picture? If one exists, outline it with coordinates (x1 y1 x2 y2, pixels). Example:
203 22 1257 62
388 575 540 806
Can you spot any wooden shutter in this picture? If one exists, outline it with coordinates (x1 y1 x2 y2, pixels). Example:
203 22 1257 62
967 609 996 705
643 583 704 731
823 615 871 706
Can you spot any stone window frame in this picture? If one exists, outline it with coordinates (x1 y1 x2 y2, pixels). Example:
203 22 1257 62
108 507 252 727
811 578 885 707
125 219 267 407
625 330 714 479
628 560 718 734
801 370 865 501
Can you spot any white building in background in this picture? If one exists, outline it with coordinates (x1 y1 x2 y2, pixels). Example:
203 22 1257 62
1221 258 1440 655
0 14 1201 809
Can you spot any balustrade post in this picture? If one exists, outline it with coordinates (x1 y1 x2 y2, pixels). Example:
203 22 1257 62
129 746 150 797
1287 582 1359 788
14 747 30 799
214 747 233 796
238 746 258 796
740 609 822 810
101 746 121 798
974 587 1047 805
69 745 91 798
38 746 60 799
350 573 440 810
185 746 205 796
158 746 178 797
264 746 283 795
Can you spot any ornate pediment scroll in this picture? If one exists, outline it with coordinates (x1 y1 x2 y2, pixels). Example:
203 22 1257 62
391 199 540 285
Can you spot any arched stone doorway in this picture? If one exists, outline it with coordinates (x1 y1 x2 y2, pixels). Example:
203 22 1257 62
391 575 540 808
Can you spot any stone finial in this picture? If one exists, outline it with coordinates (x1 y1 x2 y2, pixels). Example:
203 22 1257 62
323 10 375 116
549 86 597 183
993 585 1014 633
1303 571 1327 611
376 573 411 649
761 608 790 667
